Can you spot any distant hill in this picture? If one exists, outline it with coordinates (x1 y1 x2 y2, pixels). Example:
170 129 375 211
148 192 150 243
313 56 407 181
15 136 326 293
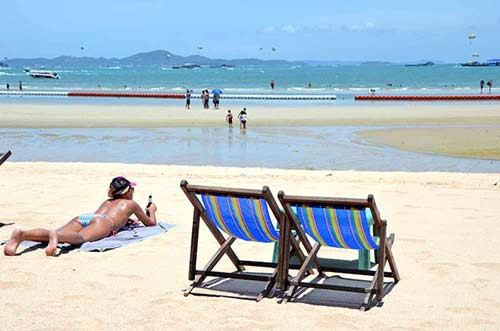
4 50 300 67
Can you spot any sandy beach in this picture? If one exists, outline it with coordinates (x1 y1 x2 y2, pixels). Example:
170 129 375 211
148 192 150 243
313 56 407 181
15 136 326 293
2 101 500 128
358 127 500 160
1 162 500 330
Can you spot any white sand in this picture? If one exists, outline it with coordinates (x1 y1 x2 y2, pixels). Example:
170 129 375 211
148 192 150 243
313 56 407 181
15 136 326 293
1 162 499 330
1 102 500 127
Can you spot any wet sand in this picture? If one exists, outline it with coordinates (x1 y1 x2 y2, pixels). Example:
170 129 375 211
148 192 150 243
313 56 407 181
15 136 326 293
1 162 500 330
2 101 500 128
358 127 500 160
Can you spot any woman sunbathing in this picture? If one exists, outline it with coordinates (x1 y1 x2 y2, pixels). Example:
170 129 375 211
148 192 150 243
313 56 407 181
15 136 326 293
4 176 157 256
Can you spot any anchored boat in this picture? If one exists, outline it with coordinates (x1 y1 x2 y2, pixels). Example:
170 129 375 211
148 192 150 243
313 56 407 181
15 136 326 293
25 69 60 79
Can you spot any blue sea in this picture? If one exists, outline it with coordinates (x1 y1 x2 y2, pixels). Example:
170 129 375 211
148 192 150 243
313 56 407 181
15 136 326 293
1 63 499 99
2 63 500 171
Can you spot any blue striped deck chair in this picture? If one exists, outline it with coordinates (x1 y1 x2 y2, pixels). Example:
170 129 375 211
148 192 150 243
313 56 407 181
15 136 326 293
278 191 400 310
180 180 310 301
0 151 12 167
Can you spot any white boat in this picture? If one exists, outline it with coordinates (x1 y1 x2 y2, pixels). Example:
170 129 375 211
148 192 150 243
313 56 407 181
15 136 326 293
26 70 60 79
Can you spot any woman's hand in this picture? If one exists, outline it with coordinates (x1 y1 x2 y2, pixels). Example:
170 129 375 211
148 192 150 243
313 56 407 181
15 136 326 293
146 202 157 214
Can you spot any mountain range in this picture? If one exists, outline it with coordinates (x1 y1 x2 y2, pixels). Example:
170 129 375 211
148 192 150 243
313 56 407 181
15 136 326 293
4 50 300 67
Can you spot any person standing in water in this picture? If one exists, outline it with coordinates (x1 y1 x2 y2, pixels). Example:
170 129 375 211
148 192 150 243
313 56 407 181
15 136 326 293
201 90 206 108
6 83 9 91
486 80 493 94
213 93 220 109
203 90 210 109
19 81 22 91
480 80 485 94
185 89 191 110
270 80 275 90
226 110 233 128
238 108 247 129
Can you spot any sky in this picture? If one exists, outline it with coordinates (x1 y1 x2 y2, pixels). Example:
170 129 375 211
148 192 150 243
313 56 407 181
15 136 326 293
1 0 500 62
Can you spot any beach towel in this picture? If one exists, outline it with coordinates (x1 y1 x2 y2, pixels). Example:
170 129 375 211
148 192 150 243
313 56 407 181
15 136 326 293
1 222 174 252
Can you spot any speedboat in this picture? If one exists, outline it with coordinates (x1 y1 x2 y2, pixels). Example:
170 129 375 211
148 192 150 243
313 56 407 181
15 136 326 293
172 63 201 69
460 61 488 67
26 70 60 79
404 61 434 67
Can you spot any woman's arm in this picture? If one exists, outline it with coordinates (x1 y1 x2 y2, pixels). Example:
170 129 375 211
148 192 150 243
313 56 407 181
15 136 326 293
132 201 157 226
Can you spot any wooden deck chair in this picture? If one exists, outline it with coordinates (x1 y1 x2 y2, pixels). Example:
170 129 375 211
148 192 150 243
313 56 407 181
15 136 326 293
0 151 12 167
180 180 311 301
278 191 400 310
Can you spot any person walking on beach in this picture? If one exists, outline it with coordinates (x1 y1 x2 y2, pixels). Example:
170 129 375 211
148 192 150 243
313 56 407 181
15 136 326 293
270 80 275 90
185 89 192 110
4 176 158 256
226 110 233 128
480 80 485 94
238 108 247 129
486 80 493 93
18 81 22 91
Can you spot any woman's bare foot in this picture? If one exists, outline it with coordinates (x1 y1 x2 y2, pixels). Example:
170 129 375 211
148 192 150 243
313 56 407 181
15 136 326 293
4 229 23 256
45 229 58 256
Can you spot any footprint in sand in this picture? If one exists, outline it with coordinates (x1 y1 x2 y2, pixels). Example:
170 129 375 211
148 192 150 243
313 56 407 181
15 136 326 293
398 237 426 244
107 273 144 280
63 294 93 302
446 306 481 314
0 281 21 289
471 262 500 272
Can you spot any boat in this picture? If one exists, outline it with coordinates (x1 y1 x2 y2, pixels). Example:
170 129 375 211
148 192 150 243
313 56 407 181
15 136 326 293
460 61 488 67
487 59 500 66
209 64 236 69
172 63 201 69
26 69 60 79
405 61 434 67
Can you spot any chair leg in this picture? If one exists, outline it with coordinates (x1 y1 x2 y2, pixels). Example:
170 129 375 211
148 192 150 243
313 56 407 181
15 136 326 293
361 268 379 311
283 243 321 303
386 233 400 282
376 222 387 302
184 236 237 297
257 269 278 302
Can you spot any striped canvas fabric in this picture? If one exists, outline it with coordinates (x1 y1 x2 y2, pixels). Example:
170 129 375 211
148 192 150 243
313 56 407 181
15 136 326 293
292 204 379 250
201 194 279 243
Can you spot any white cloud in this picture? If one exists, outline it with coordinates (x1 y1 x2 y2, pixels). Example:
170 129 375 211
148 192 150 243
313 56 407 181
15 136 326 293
281 24 298 33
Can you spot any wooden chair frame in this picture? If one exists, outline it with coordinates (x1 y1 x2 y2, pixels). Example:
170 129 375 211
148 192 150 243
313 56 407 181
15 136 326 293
180 180 314 301
0 150 12 167
278 191 400 310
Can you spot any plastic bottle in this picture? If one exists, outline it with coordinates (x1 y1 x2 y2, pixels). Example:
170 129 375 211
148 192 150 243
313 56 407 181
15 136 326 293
146 194 153 217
